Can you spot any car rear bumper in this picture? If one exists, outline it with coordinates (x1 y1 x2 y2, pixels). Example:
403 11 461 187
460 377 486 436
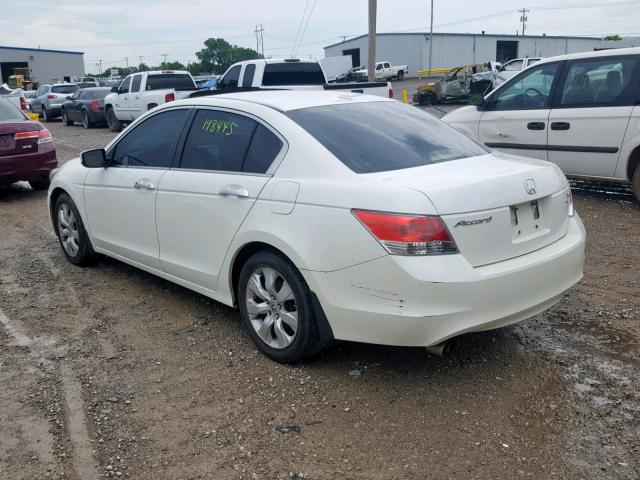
303 215 586 347
45 105 62 117
0 144 57 185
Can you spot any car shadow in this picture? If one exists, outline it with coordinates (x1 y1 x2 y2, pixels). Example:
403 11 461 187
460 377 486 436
0 182 43 202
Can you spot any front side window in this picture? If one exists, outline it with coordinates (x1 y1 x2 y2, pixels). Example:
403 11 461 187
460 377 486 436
559 57 637 107
111 109 189 168
71 90 81 100
119 77 131 94
491 62 560 110
504 60 524 71
179 110 257 172
220 66 241 90
287 101 488 174
131 74 142 93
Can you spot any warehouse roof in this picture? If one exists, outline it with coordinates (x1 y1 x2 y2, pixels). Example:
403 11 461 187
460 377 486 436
0 45 84 55
324 32 601 49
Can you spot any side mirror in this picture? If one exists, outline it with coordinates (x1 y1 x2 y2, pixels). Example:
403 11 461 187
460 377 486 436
111 86 118 93
468 93 485 106
81 148 107 168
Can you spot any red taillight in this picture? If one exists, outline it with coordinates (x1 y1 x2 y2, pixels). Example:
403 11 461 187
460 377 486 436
14 131 40 140
353 209 457 255
162 70 174 74
90 100 100 111
164 93 175 103
20 96 26 110
388 88 394 99
47 94 57 99
38 128 53 144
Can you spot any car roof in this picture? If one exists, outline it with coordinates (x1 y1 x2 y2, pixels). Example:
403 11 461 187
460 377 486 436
536 46 640 65
233 58 318 66
169 90 393 112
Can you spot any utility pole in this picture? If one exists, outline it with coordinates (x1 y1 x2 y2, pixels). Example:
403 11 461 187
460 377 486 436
367 0 376 82
519 8 529 35
97 60 103 76
139 56 144 71
428 0 434 77
161 53 169 64
254 24 265 57
124 56 130 71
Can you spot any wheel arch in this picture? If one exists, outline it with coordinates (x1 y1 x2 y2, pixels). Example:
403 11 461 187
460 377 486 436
48 186 68 232
626 144 640 180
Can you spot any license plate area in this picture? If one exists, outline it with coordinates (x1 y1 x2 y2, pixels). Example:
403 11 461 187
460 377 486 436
0 134 14 152
510 200 547 242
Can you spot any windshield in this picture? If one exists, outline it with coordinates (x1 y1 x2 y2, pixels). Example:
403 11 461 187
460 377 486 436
0 99 25 121
145 74 195 90
287 101 489 174
52 85 79 94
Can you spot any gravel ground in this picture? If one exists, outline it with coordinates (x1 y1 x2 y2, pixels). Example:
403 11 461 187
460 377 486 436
0 119 638 480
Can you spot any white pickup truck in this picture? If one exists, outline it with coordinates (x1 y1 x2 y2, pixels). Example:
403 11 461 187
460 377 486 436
0 84 27 112
352 61 408 81
104 70 199 131
209 59 393 98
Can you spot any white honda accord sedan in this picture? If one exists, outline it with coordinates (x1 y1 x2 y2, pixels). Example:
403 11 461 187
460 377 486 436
48 91 586 363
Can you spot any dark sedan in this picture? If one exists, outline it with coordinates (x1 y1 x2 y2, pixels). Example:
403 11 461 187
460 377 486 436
61 87 111 128
0 98 57 190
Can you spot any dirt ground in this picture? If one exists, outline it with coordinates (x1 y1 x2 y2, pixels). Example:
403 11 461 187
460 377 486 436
0 118 638 480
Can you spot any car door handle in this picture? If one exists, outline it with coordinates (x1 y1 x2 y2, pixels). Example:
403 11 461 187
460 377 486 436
550 122 570 130
219 184 249 198
527 122 545 130
134 179 155 190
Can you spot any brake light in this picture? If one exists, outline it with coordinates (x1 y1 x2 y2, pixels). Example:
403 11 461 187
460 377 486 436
14 131 40 140
162 70 174 74
47 94 57 99
353 209 458 255
388 88 394 99
38 128 53 144
90 100 100 111
165 93 175 103
20 96 26 110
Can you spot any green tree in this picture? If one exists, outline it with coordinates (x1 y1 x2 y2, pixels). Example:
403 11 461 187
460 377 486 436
603 34 622 41
196 38 262 74
159 61 187 71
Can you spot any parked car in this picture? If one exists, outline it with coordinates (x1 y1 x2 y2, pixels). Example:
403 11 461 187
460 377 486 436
61 87 111 128
31 83 79 121
48 91 585 363
352 61 409 81
471 57 542 94
414 64 485 104
213 58 392 98
443 47 640 201
23 89 38 107
0 83 27 112
104 70 199 132
0 97 56 190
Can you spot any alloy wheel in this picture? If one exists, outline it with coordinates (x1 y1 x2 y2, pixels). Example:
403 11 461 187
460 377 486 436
57 202 80 257
245 267 298 349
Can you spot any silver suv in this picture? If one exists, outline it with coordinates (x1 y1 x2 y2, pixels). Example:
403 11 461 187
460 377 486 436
31 83 79 121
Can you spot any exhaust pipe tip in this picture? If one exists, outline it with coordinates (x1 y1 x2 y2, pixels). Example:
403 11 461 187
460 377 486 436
425 339 457 356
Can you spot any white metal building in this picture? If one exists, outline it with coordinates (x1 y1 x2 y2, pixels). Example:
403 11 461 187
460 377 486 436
0 45 85 85
324 33 602 76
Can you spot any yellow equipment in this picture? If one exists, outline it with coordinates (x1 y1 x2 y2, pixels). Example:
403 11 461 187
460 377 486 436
7 68 37 90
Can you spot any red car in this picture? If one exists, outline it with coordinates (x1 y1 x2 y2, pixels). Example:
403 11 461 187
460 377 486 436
0 97 57 190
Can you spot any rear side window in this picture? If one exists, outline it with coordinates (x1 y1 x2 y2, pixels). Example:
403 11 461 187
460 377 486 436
242 64 256 88
179 110 257 172
0 99 24 121
145 74 195 90
504 60 524 71
131 75 142 92
112 109 189 168
220 65 241 90
287 101 488 174
52 85 78 94
243 125 283 173
262 63 325 86
559 57 637 106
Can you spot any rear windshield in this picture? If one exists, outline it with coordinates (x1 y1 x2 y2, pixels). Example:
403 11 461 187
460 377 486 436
262 63 325 86
84 89 110 99
286 102 489 174
0 99 25 121
146 74 195 90
52 85 78 94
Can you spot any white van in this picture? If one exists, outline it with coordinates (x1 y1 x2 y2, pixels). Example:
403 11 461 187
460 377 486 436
443 47 640 200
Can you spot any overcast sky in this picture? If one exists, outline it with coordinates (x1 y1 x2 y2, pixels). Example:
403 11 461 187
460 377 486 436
1 0 639 72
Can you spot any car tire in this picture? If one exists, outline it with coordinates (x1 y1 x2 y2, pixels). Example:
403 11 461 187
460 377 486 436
53 193 96 266
397 71 404 80
106 108 122 132
82 110 93 129
632 165 640 203
29 179 50 191
42 107 49 122
238 251 322 363
62 109 73 126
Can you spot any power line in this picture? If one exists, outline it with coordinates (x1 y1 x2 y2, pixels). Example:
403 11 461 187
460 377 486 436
291 0 311 57
294 0 318 57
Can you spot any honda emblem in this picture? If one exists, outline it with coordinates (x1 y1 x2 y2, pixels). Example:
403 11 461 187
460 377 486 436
524 179 537 195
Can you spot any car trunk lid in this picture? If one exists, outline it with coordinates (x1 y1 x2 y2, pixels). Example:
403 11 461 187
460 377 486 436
366 152 570 266
0 120 41 157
